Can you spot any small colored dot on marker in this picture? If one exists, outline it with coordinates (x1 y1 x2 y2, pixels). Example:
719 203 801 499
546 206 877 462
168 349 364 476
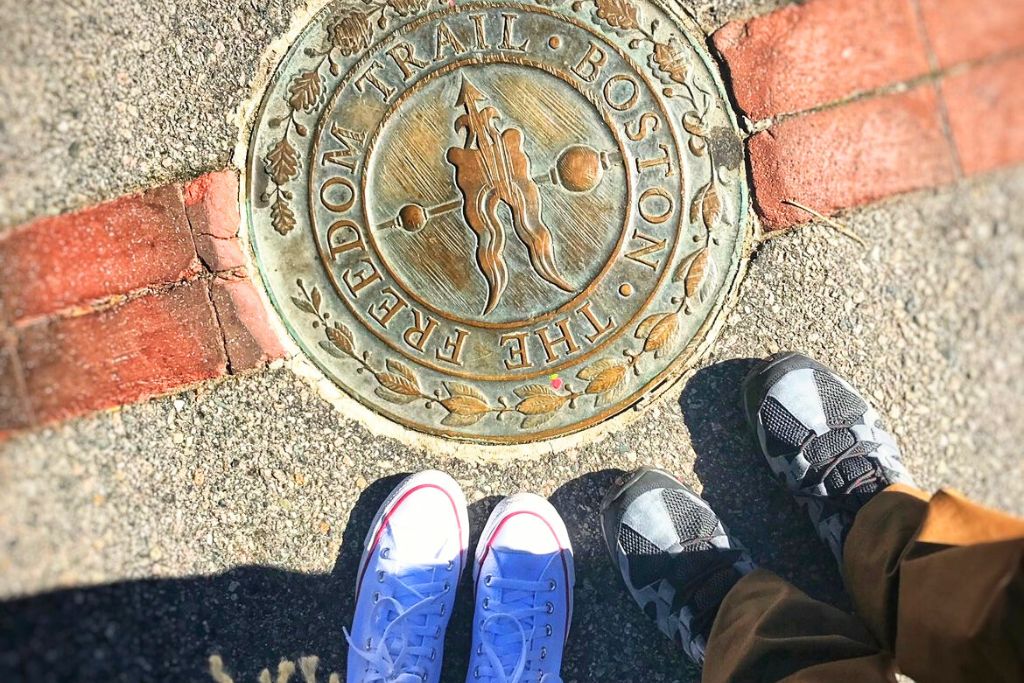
550 374 564 390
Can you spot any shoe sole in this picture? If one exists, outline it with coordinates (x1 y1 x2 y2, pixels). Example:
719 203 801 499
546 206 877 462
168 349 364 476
355 470 470 594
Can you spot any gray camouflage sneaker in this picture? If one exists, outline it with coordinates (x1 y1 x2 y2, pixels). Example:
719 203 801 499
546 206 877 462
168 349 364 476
743 352 916 562
600 468 754 666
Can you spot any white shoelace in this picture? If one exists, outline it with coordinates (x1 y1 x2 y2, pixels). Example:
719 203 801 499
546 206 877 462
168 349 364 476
474 577 562 683
345 569 449 682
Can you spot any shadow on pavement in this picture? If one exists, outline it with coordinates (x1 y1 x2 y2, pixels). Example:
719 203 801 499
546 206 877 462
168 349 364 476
1 470 698 682
2 359 851 682
1 472 407 683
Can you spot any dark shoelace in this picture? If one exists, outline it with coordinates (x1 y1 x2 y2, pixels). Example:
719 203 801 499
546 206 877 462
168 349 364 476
670 544 746 642
795 438 887 515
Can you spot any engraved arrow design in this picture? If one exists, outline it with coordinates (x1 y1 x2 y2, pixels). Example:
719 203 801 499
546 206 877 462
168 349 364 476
380 143 613 234
382 77 617 316
451 76 570 314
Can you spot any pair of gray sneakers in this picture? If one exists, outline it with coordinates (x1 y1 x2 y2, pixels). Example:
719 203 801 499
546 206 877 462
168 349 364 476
600 352 916 665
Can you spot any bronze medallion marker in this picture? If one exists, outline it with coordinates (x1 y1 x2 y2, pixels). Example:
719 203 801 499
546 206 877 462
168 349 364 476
246 0 748 443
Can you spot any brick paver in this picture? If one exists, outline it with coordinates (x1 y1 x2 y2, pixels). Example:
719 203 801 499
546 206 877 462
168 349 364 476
184 171 246 273
17 280 228 425
211 275 288 373
748 86 956 229
713 0 930 121
0 185 201 324
942 55 1024 177
918 0 1024 68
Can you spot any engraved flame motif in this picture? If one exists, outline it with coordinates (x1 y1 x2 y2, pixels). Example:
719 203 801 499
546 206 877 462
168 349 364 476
445 77 573 315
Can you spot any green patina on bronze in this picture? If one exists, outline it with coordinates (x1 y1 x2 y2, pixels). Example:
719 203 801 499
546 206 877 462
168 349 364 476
246 0 749 443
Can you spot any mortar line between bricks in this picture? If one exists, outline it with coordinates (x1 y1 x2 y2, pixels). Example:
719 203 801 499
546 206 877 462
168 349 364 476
180 179 234 375
739 46 1024 137
2 328 36 429
908 0 964 180
743 73 941 134
9 270 241 331
204 279 234 376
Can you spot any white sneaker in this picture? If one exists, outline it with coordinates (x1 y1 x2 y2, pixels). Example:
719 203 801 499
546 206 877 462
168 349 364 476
346 471 469 683
466 494 574 683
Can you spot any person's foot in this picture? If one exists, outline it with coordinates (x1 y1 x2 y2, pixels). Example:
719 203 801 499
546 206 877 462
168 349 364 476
743 351 915 561
467 494 574 683
600 468 753 666
346 471 469 683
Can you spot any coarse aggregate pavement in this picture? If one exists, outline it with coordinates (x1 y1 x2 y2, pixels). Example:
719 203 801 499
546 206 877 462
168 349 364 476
0 0 789 230
2 166 1023 681
2 0 1023 680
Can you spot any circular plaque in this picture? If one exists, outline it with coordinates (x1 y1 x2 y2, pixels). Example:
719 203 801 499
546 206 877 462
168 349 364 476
246 0 748 443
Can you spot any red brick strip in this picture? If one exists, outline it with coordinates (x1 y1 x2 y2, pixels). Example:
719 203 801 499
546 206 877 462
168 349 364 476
713 0 1024 230
211 274 288 373
942 54 1024 177
0 170 287 438
17 280 228 425
713 0 930 122
0 185 202 324
918 0 1024 68
748 86 956 230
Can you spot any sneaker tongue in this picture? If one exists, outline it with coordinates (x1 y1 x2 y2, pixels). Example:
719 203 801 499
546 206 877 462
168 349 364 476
493 547 555 578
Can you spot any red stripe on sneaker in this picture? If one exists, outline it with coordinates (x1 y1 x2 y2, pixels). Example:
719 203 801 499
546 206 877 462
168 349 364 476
356 483 466 597
476 510 573 641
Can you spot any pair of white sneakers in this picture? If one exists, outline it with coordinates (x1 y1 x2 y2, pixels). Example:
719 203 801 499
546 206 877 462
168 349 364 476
345 471 574 683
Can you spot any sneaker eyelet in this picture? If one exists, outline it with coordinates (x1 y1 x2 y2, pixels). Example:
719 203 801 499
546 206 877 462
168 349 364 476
545 601 554 614
548 579 556 591
380 547 391 559
430 649 436 661
443 581 451 592
476 644 483 655
372 591 381 603
447 559 455 571
474 666 481 679
482 597 490 609
439 604 446 616
377 570 385 583
540 646 547 660
484 574 493 586
545 624 552 637
366 637 373 649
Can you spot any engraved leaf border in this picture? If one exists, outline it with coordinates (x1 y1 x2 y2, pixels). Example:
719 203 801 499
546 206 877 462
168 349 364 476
273 0 734 432
259 0 726 234
259 0 439 235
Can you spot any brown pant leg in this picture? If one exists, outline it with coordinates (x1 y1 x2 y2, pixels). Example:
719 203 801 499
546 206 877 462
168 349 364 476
844 484 1024 683
703 569 896 683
